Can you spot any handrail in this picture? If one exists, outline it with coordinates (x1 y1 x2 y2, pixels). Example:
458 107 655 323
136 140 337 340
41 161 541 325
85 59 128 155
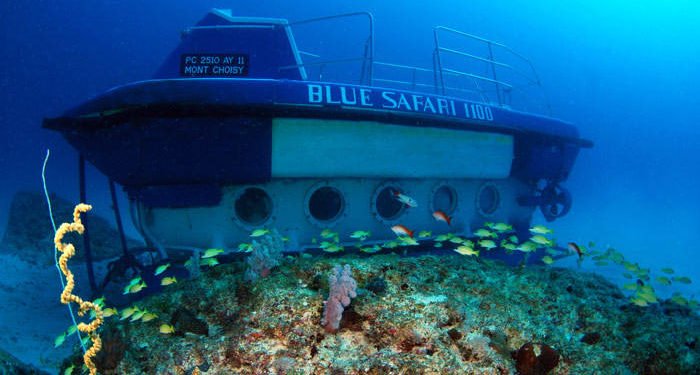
433 25 551 114
288 12 374 85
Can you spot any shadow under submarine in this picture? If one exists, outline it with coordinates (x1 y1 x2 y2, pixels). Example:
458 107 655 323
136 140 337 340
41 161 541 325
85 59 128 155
44 9 592 261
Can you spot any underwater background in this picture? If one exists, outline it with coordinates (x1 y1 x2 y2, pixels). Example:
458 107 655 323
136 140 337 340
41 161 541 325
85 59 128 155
1 1 699 373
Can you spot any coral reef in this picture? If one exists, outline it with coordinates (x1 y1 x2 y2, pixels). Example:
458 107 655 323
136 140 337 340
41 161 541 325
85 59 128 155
321 264 357 333
59 252 700 374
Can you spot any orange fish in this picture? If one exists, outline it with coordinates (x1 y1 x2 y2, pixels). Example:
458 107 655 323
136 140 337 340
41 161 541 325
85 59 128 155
568 242 583 258
432 210 451 226
391 225 414 238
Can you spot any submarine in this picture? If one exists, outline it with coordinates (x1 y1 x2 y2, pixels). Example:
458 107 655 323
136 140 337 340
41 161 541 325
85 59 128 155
44 9 592 257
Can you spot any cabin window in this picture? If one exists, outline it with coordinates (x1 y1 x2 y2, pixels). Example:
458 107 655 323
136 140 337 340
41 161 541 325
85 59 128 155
373 185 405 221
234 187 273 226
476 183 500 217
432 184 458 214
307 186 345 223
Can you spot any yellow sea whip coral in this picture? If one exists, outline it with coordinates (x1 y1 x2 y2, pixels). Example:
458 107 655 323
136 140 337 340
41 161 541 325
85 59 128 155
54 203 103 375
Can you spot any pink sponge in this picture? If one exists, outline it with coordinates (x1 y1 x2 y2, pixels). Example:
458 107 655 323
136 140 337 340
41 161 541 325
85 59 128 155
321 264 357 333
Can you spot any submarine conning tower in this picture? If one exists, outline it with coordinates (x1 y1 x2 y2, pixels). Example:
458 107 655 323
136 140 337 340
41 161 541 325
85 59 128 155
43 9 592 255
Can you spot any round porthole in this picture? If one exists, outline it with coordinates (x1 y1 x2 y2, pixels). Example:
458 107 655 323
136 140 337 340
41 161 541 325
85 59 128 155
431 184 458 214
372 183 405 222
234 187 273 226
476 183 500 217
306 184 345 225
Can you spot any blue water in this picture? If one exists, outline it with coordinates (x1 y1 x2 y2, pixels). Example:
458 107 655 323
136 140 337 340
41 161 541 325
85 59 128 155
1 0 699 365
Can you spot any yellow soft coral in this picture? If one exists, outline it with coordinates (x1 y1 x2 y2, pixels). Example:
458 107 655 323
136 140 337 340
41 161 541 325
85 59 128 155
54 203 103 375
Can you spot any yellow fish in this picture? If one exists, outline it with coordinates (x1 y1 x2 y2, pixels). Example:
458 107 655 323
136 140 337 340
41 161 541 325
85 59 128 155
142 312 158 322
418 230 432 238
161 277 177 286
655 276 672 286
102 307 118 318
661 268 675 275
530 235 553 247
474 229 495 238
130 310 146 322
478 239 497 250
630 296 648 307
126 281 147 294
120 306 139 320
454 246 479 256
491 222 513 232
673 276 692 284
541 256 554 265
529 225 553 235
154 263 170 276
160 324 175 334
516 242 538 252
320 229 337 239
238 243 254 252
202 257 220 267
398 236 419 246
54 332 66 348
350 230 371 240
250 228 270 237
202 248 224 259
359 245 382 253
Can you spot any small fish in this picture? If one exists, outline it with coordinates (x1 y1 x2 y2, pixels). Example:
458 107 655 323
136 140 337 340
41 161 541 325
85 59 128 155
655 276 672 286
491 222 512 232
393 190 418 208
568 242 583 259
202 248 224 258
432 210 451 225
320 229 337 239
250 228 270 237
161 277 177 286
623 283 638 291
120 306 139 320
478 239 497 250
54 332 66 348
202 257 220 267
508 235 519 243
541 256 554 265
238 243 254 252
449 236 466 244
66 325 77 336
474 228 495 238
321 243 344 253
159 324 175 334
501 242 517 251
673 276 692 284
529 225 553 235
622 273 634 279
102 307 118 318
125 281 147 294
359 245 382 253
661 267 675 275
418 230 432 238
398 236 419 246
434 234 450 242
670 293 688 306
530 235 553 247
154 263 170 276
630 296 648 307
141 312 158 322
454 246 479 256
391 225 414 238
350 230 371 240
382 240 400 249
130 310 146 322
623 262 640 272
63 364 75 375
93 296 106 307
516 242 538 252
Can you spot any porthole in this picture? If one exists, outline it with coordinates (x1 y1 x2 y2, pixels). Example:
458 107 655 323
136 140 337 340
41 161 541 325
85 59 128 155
431 184 458 214
372 183 405 222
476 183 500 217
234 187 273 226
306 185 345 225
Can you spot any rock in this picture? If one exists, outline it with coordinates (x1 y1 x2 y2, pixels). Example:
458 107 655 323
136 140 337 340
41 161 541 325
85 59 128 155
512 342 560 375
0 191 142 265
0 347 50 374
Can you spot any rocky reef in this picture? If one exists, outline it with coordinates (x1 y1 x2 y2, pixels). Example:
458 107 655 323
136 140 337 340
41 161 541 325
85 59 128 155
59 252 699 374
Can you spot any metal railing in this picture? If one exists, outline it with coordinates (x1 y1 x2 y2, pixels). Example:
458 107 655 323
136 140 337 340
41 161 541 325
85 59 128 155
280 13 551 114
432 26 551 114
